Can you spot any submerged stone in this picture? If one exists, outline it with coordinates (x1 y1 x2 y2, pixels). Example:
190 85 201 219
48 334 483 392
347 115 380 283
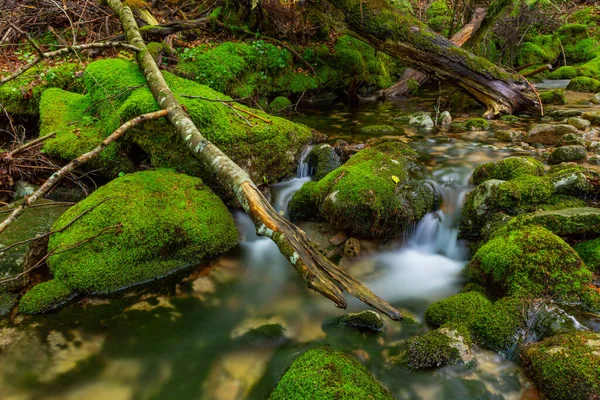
335 310 384 333
522 332 600 400
592 93 600 105
547 109 583 120
583 110 600 126
19 169 238 314
270 346 393 400
289 142 437 237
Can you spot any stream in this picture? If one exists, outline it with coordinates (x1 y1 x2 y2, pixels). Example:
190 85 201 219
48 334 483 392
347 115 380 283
0 94 566 400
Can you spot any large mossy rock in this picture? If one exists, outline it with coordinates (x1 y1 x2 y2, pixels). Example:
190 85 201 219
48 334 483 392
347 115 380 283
18 169 238 314
467 225 597 307
503 207 600 238
39 58 314 183
270 346 393 400
406 325 473 369
522 332 600 400
471 156 544 185
289 142 437 237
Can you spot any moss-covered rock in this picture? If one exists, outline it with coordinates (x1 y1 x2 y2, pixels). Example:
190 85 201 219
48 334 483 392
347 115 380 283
546 164 599 198
289 142 437 237
522 332 600 400
548 66 581 80
425 291 492 329
333 310 385 333
539 89 567 105
592 92 600 105
567 76 600 93
583 110 600 126
409 112 434 129
574 238 600 272
467 225 593 303
309 144 342 181
471 157 544 186
269 346 393 400
268 96 292 113
19 170 238 314
406 325 473 369
549 145 588 164
517 34 561 66
526 124 579 145
503 208 600 239
557 133 586 147
360 125 397 134
465 118 490 131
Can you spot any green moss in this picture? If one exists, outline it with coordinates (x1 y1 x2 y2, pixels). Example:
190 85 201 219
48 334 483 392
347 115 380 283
426 0 451 34
336 310 385 332
289 142 436 237
467 225 592 302
36 170 237 305
471 157 544 186
493 175 555 212
574 238 600 271
557 24 598 63
579 56 600 78
39 88 134 177
522 332 600 400
309 144 341 181
406 329 462 369
516 34 561 67
549 145 588 164
539 89 567 105
566 76 600 92
549 66 581 80
470 296 527 352
425 291 492 328
268 96 292 113
0 62 85 116
360 125 396 134
536 194 587 211
18 280 72 314
465 118 490 131
502 208 600 240
500 114 519 122
270 346 393 400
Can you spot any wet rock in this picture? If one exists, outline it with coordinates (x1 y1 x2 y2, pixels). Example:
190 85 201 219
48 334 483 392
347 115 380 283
557 133 586 147
334 310 385 333
494 129 523 142
333 140 364 163
592 93 600 105
329 231 347 246
526 124 579 145
12 180 37 200
547 110 583 120
546 164 599 198
583 110 600 125
567 117 591 131
343 237 360 258
500 114 519 122
231 316 288 340
549 145 588 164
539 89 566 105
503 207 600 238
309 144 342 181
270 347 394 400
0 292 17 317
438 111 452 127
522 332 600 400
360 124 396 134
409 112 434 130
588 154 600 165
406 326 473 369
471 156 544 185
465 118 490 131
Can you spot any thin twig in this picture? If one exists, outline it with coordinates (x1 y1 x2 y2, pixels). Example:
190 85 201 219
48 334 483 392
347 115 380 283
231 105 272 124
3 132 56 158
0 109 169 235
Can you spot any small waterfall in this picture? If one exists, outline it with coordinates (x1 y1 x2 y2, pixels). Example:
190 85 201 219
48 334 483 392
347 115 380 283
297 145 314 178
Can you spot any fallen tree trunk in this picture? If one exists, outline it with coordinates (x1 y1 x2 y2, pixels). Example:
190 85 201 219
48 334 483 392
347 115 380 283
380 6 488 98
328 0 540 117
106 0 401 321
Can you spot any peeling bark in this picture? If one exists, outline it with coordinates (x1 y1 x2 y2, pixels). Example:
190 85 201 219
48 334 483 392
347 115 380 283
106 0 401 321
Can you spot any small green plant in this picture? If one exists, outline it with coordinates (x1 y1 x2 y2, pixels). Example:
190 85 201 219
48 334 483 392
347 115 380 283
14 50 35 63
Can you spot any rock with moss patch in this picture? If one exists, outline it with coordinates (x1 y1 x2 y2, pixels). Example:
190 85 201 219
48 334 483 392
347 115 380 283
526 124 579 145
268 96 292 113
557 133 586 147
289 142 437 237
334 310 384 333
406 325 473 369
500 114 519 122
567 76 600 93
471 157 544 185
269 346 394 400
568 117 591 131
522 332 600 400
309 144 342 181
583 111 600 126
547 110 583 120
549 66 581 80
438 111 452 127
19 170 238 314
465 118 490 131
539 89 566 105
574 238 600 272
494 129 523 142
360 125 397 134
409 112 434 130
503 208 600 239
550 145 588 164
592 93 600 105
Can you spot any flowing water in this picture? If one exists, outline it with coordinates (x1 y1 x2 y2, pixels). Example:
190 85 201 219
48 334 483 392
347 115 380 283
2 95 577 399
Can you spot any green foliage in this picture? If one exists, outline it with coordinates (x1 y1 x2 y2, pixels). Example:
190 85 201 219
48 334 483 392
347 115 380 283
522 332 600 400
426 0 451 34
516 34 561 66
27 170 238 310
270 347 393 400
18 280 72 314
467 225 592 302
268 96 292 113
289 142 436 237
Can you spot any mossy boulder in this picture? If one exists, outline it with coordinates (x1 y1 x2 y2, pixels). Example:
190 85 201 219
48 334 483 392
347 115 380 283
333 310 385 333
467 225 593 304
309 144 342 181
522 332 600 400
549 66 581 80
18 169 238 314
269 346 393 400
465 118 490 131
539 89 567 105
494 129 523 142
409 112 434 129
592 93 600 105
567 76 600 93
550 145 588 164
557 133 586 147
406 325 473 369
574 237 600 271
289 142 437 237
471 157 544 186
583 111 600 126
526 124 579 145
503 208 600 239
517 34 561 66
548 110 583 120
268 96 292 113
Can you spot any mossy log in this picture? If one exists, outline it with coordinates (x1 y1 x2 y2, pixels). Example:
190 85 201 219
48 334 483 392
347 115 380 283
106 0 401 320
380 6 488 98
327 0 540 117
